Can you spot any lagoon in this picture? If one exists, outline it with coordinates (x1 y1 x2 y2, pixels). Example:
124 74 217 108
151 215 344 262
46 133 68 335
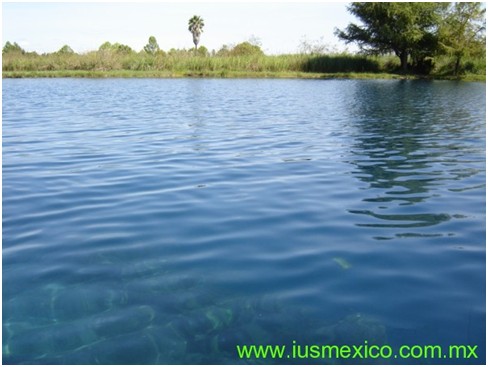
2 78 486 364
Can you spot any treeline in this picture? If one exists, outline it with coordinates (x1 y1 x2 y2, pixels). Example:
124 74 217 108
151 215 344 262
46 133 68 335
1 38 388 74
1 44 383 74
2 39 264 58
2 2 486 78
2 38 485 78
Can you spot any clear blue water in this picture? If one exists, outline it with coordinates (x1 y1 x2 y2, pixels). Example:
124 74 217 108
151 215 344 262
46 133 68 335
3 78 486 364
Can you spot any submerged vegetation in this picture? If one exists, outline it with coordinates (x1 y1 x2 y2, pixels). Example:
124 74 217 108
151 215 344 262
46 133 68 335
2 3 485 80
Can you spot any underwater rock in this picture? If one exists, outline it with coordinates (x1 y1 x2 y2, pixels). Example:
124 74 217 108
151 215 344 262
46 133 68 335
2 325 51 363
118 258 169 283
222 295 283 325
67 330 162 365
3 316 97 363
314 313 387 346
3 283 66 324
205 306 234 331
332 313 387 346
310 313 388 364
212 326 251 354
93 305 155 338
45 284 129 322
144 324 188 363
166 305 235 341
162 296 287 360
147 274 202 293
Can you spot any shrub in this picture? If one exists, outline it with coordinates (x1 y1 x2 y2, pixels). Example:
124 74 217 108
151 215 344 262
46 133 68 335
229 42 264 57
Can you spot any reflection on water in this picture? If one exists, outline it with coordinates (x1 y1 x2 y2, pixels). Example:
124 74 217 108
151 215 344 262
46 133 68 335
3 79 485 364
347 81 485 239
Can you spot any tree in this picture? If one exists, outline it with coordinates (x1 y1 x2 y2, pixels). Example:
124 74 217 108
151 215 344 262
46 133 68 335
229 42 264 57
298 36 332 55
57 45 74 54
98 42 133 54
335 2 447 72
144 36 160 55
98 41 113 51
196 45 209 57
439 2 486 75
216 44 231 57
188 15 205 51
3 41 25 54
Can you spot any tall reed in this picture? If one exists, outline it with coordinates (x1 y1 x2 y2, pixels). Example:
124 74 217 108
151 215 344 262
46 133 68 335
3 51 485 77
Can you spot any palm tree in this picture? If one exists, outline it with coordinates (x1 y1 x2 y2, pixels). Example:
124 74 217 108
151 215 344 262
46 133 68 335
188 15 205 51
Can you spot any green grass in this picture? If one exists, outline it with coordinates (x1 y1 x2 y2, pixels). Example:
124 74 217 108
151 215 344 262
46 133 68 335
2 52 382 73
2 69 419 80
2 51 485 81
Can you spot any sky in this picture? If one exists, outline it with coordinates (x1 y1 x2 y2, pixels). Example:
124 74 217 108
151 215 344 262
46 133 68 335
2 1 357 55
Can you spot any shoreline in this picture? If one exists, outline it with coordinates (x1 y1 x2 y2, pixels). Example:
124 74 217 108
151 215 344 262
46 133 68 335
2 70 485 82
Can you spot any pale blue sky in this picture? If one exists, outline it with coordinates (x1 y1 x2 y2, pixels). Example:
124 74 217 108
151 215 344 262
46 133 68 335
2 1 356 54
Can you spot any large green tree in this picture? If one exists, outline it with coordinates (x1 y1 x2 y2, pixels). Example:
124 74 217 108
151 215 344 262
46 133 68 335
335 2 447 72
439 2 486 75
188 15 205 51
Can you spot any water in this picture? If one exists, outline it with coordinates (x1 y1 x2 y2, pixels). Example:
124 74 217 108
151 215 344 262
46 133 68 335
3 78 485 364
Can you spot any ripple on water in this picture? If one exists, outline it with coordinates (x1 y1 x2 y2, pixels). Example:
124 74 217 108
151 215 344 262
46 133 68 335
3 79 485 364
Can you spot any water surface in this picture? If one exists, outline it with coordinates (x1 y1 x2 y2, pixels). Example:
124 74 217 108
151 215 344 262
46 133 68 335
3 78 486 364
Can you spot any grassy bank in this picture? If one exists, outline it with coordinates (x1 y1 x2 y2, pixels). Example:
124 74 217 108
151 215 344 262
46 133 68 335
2 69 418 80
3 51 485 81
5 70 484 82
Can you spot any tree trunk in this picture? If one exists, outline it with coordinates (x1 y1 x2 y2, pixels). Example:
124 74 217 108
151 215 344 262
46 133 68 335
399 51 409 73
454 56 461 76
193 34 200 51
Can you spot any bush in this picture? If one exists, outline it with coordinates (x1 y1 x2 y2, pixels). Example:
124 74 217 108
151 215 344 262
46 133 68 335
3 41 25 54
196 46 209 57
303 55 380 73
229 42 264 57
57 45 75 54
